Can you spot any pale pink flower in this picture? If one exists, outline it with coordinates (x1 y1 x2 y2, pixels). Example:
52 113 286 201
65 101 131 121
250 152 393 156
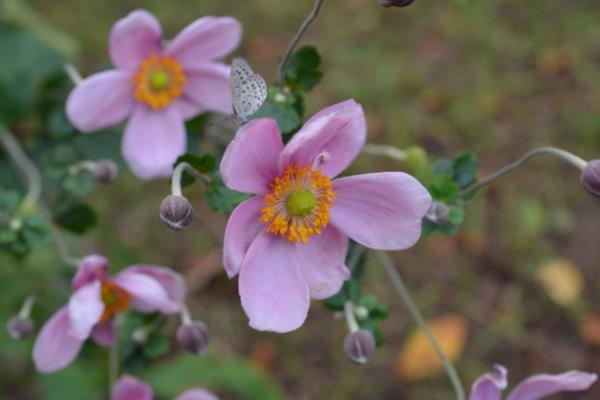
470 365 597 400
112 375 218 400
66 9 241 180
33 255 185 373
220 99 432 333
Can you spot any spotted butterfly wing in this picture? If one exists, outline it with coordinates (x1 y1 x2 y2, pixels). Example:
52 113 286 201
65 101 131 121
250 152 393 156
230 58 267 122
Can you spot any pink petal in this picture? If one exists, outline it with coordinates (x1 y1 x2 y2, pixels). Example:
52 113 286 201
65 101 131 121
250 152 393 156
182 62 233 115
330 172 432 250
175 389 218 400
109 9 162 70
91 319 116 347
66 70 135 132
33 306 84 373
298 226 350 299
122 265 186 304
278 100 366 178
122 105 186 180
239 232 310 333
111 375 154 400
220 118 283 194
67 280 104 340
112 270 180 314
223 196 266 278
507 370 597 400
172 97 205 121
72 255 108 290
166 16 241 65
469 365 508 400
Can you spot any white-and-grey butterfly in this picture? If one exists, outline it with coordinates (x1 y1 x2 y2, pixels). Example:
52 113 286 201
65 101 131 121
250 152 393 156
230 58 268 122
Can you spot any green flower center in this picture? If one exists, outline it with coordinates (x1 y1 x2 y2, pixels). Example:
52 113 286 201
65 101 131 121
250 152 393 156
149 69 171 91
286 189 317 217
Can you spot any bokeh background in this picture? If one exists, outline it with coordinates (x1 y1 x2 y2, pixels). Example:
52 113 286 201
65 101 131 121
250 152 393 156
2 0 600 399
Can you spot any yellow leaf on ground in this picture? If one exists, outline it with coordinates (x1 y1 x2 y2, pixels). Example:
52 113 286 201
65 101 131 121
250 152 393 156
396 314 468 381
536 259 583 306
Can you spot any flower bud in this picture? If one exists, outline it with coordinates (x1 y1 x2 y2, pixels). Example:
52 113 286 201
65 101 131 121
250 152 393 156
6 316 34 340
581 160 600 197
379 0 415 7
177 321 209 355
94 160 119 184
425 201 450 224
344 330 375 365
160 195 194 230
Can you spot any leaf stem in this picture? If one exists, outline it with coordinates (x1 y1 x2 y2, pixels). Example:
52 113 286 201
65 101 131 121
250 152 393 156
171 162 210 197
276 0 326 86
462 146 587 197
0 126 42 206
375 250 466 400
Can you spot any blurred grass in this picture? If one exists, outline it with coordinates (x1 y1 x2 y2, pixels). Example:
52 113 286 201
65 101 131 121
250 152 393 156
2 0 600 399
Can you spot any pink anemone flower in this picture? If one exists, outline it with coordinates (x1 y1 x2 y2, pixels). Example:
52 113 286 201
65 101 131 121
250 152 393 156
469 365 597 400
112 375 217 400
220 99 432 333
33 255 185 373
66 9 241 180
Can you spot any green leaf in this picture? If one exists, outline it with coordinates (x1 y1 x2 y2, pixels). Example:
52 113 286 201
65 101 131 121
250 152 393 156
252 101 301 135
428 174 460 203
141 354 285 400
173 153 216 188
446 206 465 225
0 189 20 214
452 153 478 189
143 331 170 358
38 358 104 400
42 145 78 179
47 109 76 139
55 203 97 234
284 46 323 92
63 170 95 196
205 173 250 213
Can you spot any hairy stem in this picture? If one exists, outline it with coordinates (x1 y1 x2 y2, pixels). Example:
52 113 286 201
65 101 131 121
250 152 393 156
462 146 587 196
362 143 407 162
276 0 326 86
375 251 466 400
171 162 210 197
344 301 360 333
0 126 42 206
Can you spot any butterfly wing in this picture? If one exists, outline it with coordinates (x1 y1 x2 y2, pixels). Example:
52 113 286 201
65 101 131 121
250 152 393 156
230 58 267 121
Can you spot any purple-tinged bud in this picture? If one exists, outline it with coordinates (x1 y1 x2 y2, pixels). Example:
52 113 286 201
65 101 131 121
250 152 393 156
177 321 209 355
160 195 194 230
93 160 119 184
6 316 34 340
344 330 375 365
380 0 415 7
425 201 450 224
581 160 600 197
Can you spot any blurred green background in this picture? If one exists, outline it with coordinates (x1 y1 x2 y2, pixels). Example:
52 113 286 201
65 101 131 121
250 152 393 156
2 0 600 399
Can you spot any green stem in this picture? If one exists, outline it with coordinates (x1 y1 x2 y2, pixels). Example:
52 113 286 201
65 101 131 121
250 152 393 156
0 126 42 206
108 339 119 391
344 301 360 333
171 162 210 196
276 0 326 86
462 146 587 197
375 251 466 400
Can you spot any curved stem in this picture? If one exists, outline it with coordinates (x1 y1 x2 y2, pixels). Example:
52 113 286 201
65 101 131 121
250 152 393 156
171 162 210 197
64 64 82 85
344 301 360 333
276 0 326 86
462 146 587 197
0 126 42 206
375 251 466 400
362 143 407 162
18 295 36 319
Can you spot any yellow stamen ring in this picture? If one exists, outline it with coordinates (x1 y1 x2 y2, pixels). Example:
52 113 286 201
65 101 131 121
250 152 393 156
261 164 335 243
100 281 131 322
133 54 187 109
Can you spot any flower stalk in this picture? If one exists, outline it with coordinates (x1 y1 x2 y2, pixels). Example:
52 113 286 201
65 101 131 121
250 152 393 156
375 250 466 400
462 146 587 196
276 0 326 86
170 162 210 197
344 301 360 333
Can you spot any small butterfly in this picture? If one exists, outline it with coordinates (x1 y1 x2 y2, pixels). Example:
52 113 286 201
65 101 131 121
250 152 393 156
230 58 268 122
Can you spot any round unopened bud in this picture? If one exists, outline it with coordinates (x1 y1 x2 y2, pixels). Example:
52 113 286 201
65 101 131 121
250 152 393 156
379 0 415 7
6 316 34 340
425 201 450 224
94 160 119 184
160 195 194 230
581 160 600 197
344 330 376 365
177 321 209 355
